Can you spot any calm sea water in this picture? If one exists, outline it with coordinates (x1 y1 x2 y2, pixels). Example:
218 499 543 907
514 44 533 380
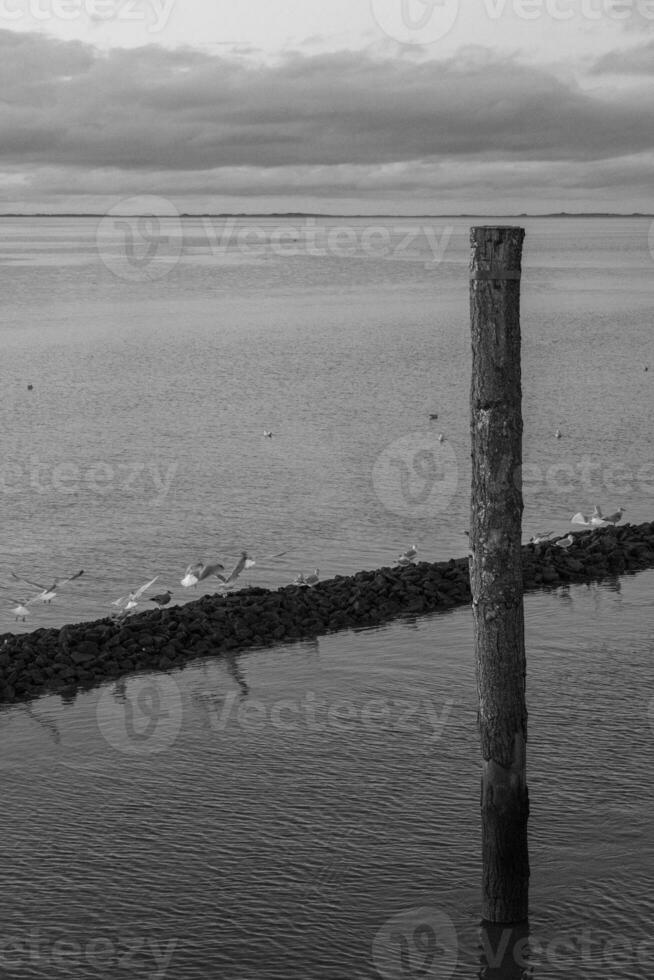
1 216 653 978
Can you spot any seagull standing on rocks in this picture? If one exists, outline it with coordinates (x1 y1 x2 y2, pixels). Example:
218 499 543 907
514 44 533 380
396 545 418 566
555 534 574 549
149 590 173 606
602 507 624 525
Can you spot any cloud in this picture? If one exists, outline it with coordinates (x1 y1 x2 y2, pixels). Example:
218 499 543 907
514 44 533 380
591 38 654 71
1 29 654 208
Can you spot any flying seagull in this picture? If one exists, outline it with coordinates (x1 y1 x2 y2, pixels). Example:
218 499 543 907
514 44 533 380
215 551 255 587
589 504 609 527
216 549 286 586
181 561 225 588
529 531 553 543
2 596 34 621
112 576 159 611
9 569 84 603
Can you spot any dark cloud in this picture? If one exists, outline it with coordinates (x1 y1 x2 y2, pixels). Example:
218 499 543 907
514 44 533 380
1 30 654 208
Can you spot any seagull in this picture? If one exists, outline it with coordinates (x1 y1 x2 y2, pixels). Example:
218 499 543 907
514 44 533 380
590 505 608 527
602 507 624 525
216 549 286 586
529 531 553 543
396 545 418 566
181 561 225 588
555 429 562 439
215 551 255 586
112 576 159 611
293 569 319 587
429 413 439 420
149 590 173 606
263 430 273 438
555 534 574 549
571 513 592 527
9 569 84 603
3 596 33 621
438 433 445 442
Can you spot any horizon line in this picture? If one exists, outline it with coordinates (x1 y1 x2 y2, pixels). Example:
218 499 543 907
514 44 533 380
0 210 652 219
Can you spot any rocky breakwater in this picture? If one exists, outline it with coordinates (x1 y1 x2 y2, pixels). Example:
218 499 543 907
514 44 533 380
1 521 654 707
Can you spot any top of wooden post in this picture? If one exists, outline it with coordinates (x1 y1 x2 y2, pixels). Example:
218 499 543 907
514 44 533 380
470 227 525 282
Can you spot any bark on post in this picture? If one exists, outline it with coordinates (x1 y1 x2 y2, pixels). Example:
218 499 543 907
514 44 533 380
469 226 529 924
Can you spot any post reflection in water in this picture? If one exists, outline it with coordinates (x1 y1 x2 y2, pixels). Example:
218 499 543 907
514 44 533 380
478 921 532 979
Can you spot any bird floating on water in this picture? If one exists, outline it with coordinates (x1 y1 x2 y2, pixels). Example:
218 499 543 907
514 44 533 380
9 569 84 604
181 561 225 588
438 433 445 442
429 413 439 420
263 430 273 438
555 429 562 439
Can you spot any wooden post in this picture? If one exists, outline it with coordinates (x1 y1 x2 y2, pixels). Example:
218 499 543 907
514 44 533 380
469 226 529 923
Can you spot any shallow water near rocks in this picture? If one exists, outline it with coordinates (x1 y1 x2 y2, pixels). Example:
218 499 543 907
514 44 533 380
1 571 653 979
1 216 654 977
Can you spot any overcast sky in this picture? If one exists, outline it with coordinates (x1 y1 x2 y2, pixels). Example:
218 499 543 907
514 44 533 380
2 0 654 213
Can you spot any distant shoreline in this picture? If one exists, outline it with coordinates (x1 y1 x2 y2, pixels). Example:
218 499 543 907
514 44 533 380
0 212 652 219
